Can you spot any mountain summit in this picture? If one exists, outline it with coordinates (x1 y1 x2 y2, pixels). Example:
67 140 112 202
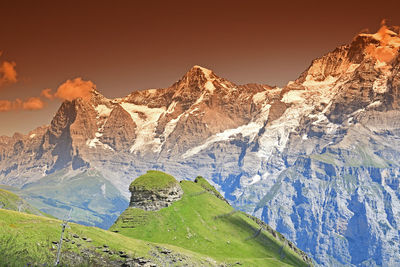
1 24 400 266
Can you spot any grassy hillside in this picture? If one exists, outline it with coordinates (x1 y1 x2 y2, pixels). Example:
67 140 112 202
0 188 49 217
111 174 312 266
0 209 223 266
130 170 178 191
0 171 313 266
1 169 128 229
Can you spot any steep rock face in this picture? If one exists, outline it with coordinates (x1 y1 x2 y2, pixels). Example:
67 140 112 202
100 104 136 151
44 98 97 172
1 24 400 266
229 27 400 266
153 66 267 156
129 183 183 211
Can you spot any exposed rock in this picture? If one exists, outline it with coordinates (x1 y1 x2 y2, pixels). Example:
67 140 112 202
1 25 400 266
129 171 183 211
100 104 136 151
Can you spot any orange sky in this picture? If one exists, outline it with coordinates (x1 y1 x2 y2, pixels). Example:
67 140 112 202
1 0 400 136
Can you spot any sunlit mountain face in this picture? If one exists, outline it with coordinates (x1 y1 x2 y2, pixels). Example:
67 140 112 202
1 23 400 265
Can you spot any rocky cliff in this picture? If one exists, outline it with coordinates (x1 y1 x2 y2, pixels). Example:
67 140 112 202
129 170 183 211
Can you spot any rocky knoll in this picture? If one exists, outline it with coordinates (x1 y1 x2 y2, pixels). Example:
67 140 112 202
128 170 183 211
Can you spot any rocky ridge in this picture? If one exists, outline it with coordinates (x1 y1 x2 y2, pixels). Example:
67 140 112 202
0 25 400 266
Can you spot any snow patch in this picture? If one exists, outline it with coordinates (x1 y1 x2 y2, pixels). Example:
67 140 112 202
193 65 212 76
282 90 305 104
95 104 112 118
29 134 36 139
183 121 264 158
373 75 389 94
247 174 261 185
347 64 360 73
367 101 382 108
257 102 315 158
86 137 114 151
101 183 106 197
287 81 295 86
166 101 177 114
360 28 399 43
194 92 205 105
310 113 328 125
189 107 199 114
205 80 215 92
253 91 267 104
154 112 185 153
119 102 165 153
375 60 388 70
302 75 338 89
147 88 158 94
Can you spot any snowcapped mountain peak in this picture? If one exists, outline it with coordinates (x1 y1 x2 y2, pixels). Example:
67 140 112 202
359 25 399 42
173 65 226 97
90 89 111 104
359 25 400 66
292 24 399 92
191 65 213 76
181 65 215 84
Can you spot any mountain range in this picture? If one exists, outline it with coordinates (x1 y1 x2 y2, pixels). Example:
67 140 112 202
1 25 400 266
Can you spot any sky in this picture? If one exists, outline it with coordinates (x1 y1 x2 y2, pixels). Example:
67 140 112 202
1 0 400 136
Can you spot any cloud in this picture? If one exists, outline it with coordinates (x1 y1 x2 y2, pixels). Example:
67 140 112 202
0 97 45 112
0 99 22 112
0 61 17 87
0 77 97 112
0 69 46 112
55 77 95 101
0 52 95 112
0 100 14 112
22 97 45 110
0 51 17 87
41 88 54 99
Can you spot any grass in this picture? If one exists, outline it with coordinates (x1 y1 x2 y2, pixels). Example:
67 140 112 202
310 152 338 165
344 144 389 168
310 145 389 168
0 209 221 266
129 170 179 192
194 176 225 200
0 188 49 217
2 169 129 229
0 233 53 267
112 179 311 266
0 171 312 266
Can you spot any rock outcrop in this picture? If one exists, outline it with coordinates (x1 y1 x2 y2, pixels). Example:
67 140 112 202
128 170 183 211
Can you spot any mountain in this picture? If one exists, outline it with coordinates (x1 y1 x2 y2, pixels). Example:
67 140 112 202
0 188 49 216
1 24 400 266
1 170 129 228
0 172 311 267
110 170 312 266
